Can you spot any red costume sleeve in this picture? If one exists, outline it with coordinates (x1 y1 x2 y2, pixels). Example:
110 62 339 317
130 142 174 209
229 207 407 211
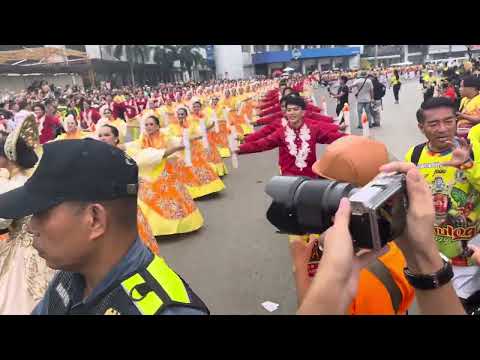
238 128 282 154
306 111 333 122
256 112 282 126
259 99 278 110
265 90 278 98
91 109 101 124
316 128 346 144
244 121 280 143
260 104 281 117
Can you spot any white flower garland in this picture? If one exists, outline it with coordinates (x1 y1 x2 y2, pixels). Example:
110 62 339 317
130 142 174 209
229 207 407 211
37 115 45 137
284 123 311 170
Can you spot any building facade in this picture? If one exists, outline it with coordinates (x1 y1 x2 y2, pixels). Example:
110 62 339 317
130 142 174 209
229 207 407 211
0 45 213 87
361 45 480 66
213 45 362 79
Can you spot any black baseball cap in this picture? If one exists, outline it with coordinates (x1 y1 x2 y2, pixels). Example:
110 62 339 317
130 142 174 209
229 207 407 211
0 138 138 220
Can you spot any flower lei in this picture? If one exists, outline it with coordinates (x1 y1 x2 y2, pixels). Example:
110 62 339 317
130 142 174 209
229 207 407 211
37 115 45 136
284 122 311 170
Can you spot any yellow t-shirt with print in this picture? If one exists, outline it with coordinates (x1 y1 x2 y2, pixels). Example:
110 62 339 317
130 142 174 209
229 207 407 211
460 94 480 140
405 143 480 266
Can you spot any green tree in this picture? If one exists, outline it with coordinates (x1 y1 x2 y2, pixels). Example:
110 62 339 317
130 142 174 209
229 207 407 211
150 45 178 82
105 45 150 86
174 45 207 81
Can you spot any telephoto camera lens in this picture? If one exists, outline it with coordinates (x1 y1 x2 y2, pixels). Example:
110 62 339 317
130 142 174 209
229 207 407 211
265 176 356 235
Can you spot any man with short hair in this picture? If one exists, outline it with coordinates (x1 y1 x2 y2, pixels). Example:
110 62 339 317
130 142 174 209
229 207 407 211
246 95 344 144
0 139 209 315
456 76 480 139
237 96 345 178
328 75 350 124
369 72 386 127
406 97 480 314
349 71 374 129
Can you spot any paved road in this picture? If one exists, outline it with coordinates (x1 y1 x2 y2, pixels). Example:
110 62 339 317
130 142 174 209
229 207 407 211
159 80 425 314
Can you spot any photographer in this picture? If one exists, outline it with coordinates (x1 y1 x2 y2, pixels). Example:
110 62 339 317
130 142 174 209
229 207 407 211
290 136 415 314
298 161 465 315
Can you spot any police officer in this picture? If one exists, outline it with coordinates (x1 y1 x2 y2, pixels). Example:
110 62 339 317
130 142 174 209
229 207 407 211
0 139 209 315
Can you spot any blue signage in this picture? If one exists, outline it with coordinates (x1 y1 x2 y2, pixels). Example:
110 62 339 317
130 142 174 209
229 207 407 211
252 47 361 65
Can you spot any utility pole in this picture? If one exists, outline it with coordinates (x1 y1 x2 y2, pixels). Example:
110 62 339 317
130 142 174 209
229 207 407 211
374 45 378 67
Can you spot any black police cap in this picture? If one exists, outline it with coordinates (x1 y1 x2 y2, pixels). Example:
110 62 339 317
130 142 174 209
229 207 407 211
0 138 138 220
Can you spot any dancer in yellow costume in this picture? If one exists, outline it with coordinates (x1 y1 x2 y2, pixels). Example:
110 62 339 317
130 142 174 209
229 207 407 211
219 89 245 138
0 115 55 314
204 96 231 158
53 115 90 141
190 100 228 177
166 107 225 199
119 116 204 236
96 108 127 143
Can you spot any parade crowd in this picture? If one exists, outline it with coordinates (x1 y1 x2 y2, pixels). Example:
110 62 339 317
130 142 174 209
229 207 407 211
0 60 478 315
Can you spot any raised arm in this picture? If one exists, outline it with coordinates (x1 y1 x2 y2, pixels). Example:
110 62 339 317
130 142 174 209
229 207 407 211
238 128 282 154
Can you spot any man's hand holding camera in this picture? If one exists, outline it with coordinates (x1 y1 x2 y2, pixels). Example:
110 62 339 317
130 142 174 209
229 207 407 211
297 198 387 315
297 161 465 315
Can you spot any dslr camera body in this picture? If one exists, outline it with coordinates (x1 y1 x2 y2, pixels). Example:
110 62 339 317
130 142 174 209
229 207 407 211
266 173 407 250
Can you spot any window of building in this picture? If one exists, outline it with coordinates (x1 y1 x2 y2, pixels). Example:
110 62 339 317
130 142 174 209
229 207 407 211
241 45 251 53
254 45 267 53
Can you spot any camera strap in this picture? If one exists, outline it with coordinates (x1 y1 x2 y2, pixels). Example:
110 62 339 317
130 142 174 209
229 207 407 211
410 143 427 166
411 142 475 166
355 78 368 98
367 258 402 314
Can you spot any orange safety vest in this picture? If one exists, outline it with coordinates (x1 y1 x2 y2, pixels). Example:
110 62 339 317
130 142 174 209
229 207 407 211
348 242 415 315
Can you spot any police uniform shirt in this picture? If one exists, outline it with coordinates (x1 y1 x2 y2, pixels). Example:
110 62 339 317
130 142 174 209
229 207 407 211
32 237 207 315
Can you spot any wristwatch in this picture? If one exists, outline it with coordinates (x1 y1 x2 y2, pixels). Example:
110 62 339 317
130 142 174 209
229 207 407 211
404 259 453 290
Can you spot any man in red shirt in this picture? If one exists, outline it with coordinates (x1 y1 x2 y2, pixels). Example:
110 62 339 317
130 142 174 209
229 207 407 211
442 81 457 103
135 91 148 113
124 94 138 120
33 102 62 144
237 95 345 178
254 92 333 126
79 100 101 131
247 96 342 143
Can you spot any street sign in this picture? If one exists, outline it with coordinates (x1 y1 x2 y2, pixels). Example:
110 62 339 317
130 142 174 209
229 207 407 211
292 48 301 60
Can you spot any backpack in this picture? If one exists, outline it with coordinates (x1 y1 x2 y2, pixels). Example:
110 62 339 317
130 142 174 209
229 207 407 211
372 78 386 100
